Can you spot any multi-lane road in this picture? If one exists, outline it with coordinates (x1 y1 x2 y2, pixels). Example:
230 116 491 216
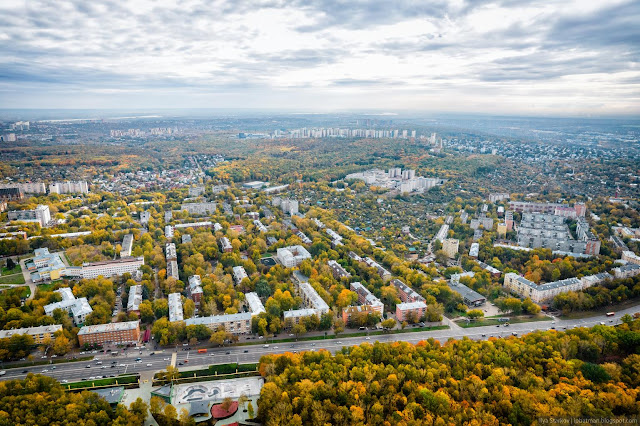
2 305 638 384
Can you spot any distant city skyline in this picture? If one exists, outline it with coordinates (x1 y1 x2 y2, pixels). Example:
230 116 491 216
1 0 639 116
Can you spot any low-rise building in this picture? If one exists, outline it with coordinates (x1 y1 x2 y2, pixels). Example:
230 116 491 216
77 321 141 346
299 282 330 314
140 211 151 225
391 279 425 303
443 238 459 258
26 248 66 282
0 187 24 201
188 275 203 307
328 260 351 280
349 282 384 315
168 292 184 322
165 225 174 239
448 274 486 307
613 264 640 279
0 324 62 344
184 312 251 334
188 186 205 197
503 273 585 303
181 202 216 215
253 220 268 233
121 234 133 258
396 302 427 322
232 266 248 284
127 285 143 313
469 243 479 258
283 308 320 325
622 251 640 265
342 305 380 324
167 260 179 280
277 245 312 268
245 292 266 316
8 204 51 227
81 257 144 279
44 288 93 325
363 257 391 281
220 237 233 253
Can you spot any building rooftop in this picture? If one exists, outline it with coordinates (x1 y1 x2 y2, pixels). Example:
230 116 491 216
283 308 319 319
299 282 330 312
77 320 139 335
0 324 62 339
245 292 266 316
397 301 427 310
184 312 251 327
168 292 184 322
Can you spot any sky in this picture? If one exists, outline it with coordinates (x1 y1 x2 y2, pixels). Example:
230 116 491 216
0 0 639 116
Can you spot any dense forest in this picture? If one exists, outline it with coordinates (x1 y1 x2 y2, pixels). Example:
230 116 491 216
257 319 640 425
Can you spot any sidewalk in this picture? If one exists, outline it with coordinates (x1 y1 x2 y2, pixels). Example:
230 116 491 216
121 370 158 426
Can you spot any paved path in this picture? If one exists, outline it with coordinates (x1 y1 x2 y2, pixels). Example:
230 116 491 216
18 258 36 301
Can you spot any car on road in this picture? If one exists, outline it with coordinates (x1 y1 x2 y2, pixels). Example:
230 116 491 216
119 364 126 367
225 351 230 355
481 334 486 337
52 366 56 370
61 380 68 383
338 341 343 344
135 357 141 361
21 370 28 373
111 365 115 368
0 371 5 376
365 337 371 340
41 369 48 373
311 343 315 346
85 365 91 368
178 362 183 366
263 344 269 348
243 350 248 353
101 366 107 369
51 355 57 358
164 358 170 361
146 363 152 367
41 356 47 359
96 361 102 365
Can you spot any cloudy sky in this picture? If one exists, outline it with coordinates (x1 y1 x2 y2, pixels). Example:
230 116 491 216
1 0 639 115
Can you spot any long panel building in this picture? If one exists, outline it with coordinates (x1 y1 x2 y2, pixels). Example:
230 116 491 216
77 321 141 346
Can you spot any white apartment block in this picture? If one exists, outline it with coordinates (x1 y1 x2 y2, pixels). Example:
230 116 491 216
299 282 330 314
443 238 459 258
185 312 252 334
8 204 51 227
277 245 312 268
613 264 640 279
80 257 145 280
245 292 266 316
167 260 179 280
181 202 216 215
127 285 143 312
44 288 93 325
49 181 89 194
253 220 268 233
121 234 133 258
165 243 177 260
140 211 151 225
503 272 600 303
168 292 184 322
283 308 321 325
622 251 640 265
232 266 248 284
165 225 174 239
188 186 205 197
0 182 46 194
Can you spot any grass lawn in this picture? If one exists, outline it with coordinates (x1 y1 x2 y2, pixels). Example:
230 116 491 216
0 273 25 285
1 264 22 275
459 314 551 328
65 374 139 390
37 281 62 292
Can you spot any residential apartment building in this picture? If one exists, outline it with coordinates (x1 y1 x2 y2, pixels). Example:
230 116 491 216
188 275 203 307
0 324 62 344
49 181 89 194
188 186 205 197
127 285 143 313
232 266 248 284
165 225 174 239
277 245 312 268
168 292 184 322
488 193 510 203
185 312 252 334
283 308 320 325
469 243 479 258
296 231 312 244
299 282 330 314
167 260 179 280
140 211 151 225
443 238 459 258
622 251 640 265
44 288 93 325
8 204 51 227
121 234 133 258
253 220 267 233
245 292 266 316
220 237 233 253
613 264 640 279
181 202 216 215
80 257 144 279
391 279 425 303
0 182 46 194
350 282 384 316
77 321 141 346
328 260 351 280
363 257 392 281
0 187 23 201
342 305 379 324
504 272 588 303
396 302 427 322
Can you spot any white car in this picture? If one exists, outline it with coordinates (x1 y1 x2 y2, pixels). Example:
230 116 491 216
365 337 371 340
263 344 270 348
61 380 68 383
146 363 153 367
41 369 48 373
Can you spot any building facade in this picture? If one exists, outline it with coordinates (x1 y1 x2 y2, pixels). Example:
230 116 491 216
77 321 141 346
